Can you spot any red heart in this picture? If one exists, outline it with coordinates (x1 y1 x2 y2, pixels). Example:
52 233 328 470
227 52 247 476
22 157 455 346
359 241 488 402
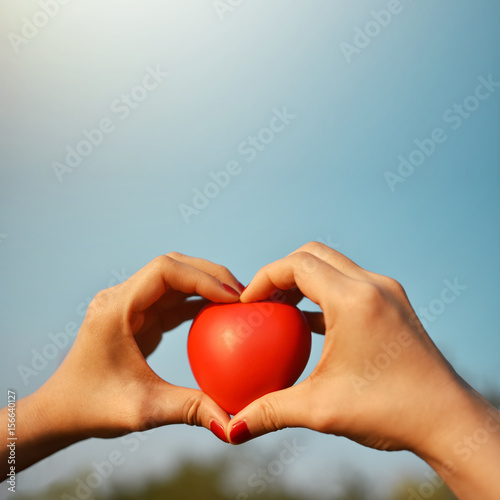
188 301 311 415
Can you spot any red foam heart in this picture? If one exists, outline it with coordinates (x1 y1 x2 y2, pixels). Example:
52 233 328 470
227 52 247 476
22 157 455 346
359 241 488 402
188 301 311 415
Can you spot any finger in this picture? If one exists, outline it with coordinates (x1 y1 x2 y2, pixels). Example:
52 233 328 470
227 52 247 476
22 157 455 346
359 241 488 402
166 252 244 293
227 381 314 444
134 328 163 358
259 286 304 307
157 298 209 331
134 299 210 357
289 241 369 281
302 311 325 335
289 243 406 306
124 255 240 313
281 287 305 307
240 252 348 311
138 297 209 333
151 383 231 443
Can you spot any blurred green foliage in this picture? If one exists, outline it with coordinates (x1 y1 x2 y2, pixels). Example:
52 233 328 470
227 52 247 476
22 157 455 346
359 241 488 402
15 456 457 500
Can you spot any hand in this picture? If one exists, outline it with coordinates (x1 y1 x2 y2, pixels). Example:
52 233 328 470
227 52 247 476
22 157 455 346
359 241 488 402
1 252 242 475
228 242 500 500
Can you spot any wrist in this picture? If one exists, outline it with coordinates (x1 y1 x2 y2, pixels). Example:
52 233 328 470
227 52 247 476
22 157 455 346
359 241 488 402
32 380 91 443
12 387 88 473
414 378 500 499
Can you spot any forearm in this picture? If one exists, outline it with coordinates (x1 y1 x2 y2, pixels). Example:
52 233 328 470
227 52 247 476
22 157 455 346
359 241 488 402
417 384 500 500
1 390 85 478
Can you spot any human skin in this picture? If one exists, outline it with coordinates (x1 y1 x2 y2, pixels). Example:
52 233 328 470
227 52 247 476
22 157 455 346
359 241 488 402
228 242 500 500
0 253 242 476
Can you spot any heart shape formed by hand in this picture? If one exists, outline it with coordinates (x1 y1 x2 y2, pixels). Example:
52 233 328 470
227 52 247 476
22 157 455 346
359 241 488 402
188 301 311 415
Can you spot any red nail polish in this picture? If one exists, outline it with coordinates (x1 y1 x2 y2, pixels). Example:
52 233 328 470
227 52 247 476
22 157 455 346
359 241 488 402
237 281 246 292
210 420 228 443
229 420 252 444
222 283 240 296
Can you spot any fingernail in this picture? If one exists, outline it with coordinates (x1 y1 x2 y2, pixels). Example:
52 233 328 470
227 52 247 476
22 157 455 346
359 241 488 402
237 281 246 293
222 283 240 296
210 420 228 443
229 420 252 445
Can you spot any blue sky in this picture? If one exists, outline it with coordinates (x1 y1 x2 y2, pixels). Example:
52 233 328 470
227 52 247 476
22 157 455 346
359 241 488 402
1 0 499 497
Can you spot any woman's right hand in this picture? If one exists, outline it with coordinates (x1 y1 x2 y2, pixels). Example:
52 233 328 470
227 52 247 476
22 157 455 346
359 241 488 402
228 242 500 500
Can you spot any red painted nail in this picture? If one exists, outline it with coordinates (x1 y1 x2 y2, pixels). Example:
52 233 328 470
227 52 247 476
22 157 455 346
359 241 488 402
210 420 228 443
222 283 240 296
229 420 252 445
237 281 246 292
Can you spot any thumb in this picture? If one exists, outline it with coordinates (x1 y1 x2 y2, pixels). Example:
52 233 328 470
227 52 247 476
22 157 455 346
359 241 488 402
149 384 231 444
227 382 312 444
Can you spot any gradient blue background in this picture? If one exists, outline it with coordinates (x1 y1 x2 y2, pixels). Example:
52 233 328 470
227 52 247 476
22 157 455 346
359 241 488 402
1 0 499 497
